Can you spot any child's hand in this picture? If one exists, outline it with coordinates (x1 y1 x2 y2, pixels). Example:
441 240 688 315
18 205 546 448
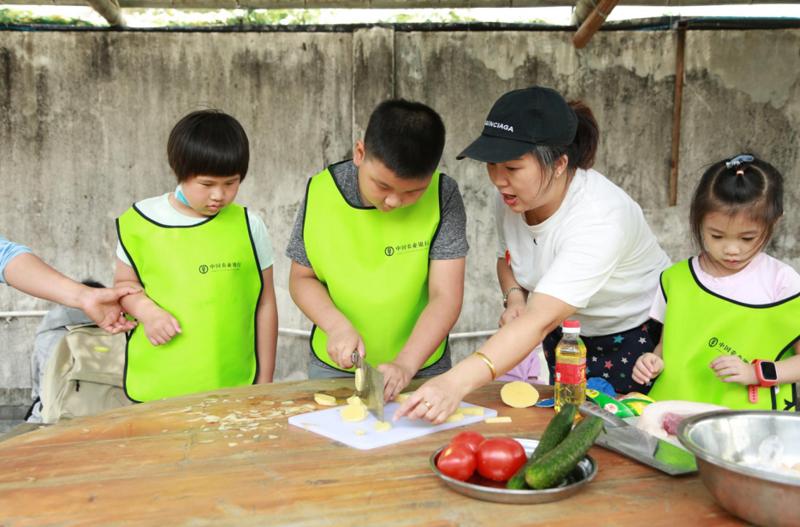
632 352 664 385
140 305 182 346
327 322 365 369
378 361 415 402
710 355 757 386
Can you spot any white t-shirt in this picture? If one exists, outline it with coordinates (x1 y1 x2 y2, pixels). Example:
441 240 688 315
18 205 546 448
650 252 800 322
116 191 274 270
497 168 671 336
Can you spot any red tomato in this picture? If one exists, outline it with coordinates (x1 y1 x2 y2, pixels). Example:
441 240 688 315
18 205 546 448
450 431 485 453
436 443 477 481
475 437 527 482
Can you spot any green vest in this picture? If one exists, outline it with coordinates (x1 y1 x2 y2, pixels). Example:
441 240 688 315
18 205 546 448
117 203 262 402
648 258 799 410
304 164 447 371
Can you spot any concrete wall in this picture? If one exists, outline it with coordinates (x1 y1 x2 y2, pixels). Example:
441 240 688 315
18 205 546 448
1 27 798 411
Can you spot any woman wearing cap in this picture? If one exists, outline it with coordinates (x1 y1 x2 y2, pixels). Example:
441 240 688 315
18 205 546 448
396 86 671 424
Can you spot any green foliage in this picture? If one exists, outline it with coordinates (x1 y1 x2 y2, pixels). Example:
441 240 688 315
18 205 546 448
232 9 321 26
144 8 321 27
0 8 95 26
387 9 477 24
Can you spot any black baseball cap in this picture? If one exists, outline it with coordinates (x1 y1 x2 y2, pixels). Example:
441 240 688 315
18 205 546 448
457 86 578 163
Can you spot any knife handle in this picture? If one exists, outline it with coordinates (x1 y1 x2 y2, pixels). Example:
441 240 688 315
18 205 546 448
579 402 628 428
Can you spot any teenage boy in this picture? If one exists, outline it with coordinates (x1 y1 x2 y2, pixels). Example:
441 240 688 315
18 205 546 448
288 99 468 401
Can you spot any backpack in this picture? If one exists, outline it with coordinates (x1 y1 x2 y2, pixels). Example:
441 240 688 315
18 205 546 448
40 324 132 424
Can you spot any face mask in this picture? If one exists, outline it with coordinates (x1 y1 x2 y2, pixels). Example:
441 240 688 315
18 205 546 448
175 184 190 207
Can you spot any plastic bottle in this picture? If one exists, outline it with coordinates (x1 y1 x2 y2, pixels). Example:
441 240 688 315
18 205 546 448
554 319 587 413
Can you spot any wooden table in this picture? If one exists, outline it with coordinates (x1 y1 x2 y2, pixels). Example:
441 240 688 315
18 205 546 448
0 380 742 526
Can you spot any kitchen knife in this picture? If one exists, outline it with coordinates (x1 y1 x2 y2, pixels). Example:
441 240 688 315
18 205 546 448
579 402 697 476
352 351 385 421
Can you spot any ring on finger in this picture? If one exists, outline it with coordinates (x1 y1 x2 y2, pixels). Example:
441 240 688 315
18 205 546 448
423 400 433 410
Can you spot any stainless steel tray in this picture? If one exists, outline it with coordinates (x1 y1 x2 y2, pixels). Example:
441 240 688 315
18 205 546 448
429 437 597 504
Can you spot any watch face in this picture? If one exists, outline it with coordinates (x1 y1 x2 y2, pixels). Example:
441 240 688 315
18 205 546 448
760 361 778 381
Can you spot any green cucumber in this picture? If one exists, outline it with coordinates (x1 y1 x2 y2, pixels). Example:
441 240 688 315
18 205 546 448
506 403 577 489
524 416 603 490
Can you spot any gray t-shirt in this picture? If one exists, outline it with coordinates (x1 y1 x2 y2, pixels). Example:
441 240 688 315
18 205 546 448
286 160 469 267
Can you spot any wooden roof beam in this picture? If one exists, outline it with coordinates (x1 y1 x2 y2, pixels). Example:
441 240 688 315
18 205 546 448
573 0 618 48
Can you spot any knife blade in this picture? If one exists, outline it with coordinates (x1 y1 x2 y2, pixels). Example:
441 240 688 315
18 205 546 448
579 402 697 476
352 351 385 421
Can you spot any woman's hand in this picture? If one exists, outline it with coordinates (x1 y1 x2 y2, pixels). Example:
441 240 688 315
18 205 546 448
632 352 664 385
710 355 757 386
499 303 525 327
393 373 465 425
139 305 181 346
326 321 364 369
499 289 526 327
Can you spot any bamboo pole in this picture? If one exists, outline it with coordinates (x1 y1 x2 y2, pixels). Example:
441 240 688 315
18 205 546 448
87 0 125 25
572 0 619 49
669 22 687 206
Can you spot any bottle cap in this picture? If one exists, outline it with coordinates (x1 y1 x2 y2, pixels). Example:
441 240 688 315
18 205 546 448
562 319 581 333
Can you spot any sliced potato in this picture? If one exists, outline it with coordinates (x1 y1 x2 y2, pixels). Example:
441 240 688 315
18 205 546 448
394 392 411 403
461 406 485 416
500 381 539 408
354 368 364 392
445 412 464 423
346 394 365 407
340 404 367 422
373 421 392 432
313 393 337 406
485 416 513 424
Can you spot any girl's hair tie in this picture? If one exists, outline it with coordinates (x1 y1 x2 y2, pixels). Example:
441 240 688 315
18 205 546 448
725 154 754 172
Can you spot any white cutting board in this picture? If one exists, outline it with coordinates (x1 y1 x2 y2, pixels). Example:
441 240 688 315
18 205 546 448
288 402 497 450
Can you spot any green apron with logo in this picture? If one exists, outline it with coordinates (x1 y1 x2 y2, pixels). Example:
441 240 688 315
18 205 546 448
117 203 262 402
648 258 799 410
304 165 446 371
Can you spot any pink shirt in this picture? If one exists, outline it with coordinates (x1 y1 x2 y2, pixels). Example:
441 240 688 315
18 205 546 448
650 252 800 322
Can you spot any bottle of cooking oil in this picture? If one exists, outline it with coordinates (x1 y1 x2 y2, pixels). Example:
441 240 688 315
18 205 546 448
554 319 587 413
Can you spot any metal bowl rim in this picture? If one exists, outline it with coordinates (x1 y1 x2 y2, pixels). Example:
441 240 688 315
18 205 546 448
429 437 597 498
677 410 800 487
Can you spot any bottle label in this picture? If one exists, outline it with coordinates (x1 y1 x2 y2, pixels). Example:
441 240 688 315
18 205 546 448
555 361 586 385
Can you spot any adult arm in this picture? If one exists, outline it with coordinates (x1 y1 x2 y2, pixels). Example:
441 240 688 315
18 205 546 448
396 292 576 424
113 259 181 345
288 260 363 368
0 236 32 283
5 253 138 333
379 257 465 400
255 266 278 383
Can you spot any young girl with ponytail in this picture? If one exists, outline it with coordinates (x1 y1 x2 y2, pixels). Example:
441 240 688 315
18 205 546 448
633 154 800 410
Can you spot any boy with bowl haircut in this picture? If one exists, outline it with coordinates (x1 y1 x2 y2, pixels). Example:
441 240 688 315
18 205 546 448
287 99 468 401
115 110 278 402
